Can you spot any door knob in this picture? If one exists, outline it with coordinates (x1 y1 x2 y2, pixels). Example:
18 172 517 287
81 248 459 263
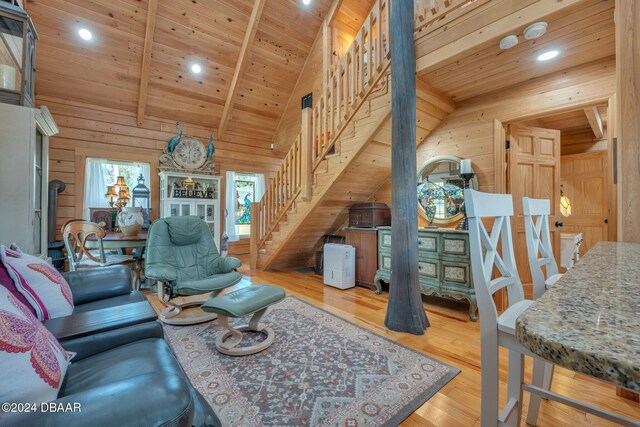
555 221 564 228
604 218 609 224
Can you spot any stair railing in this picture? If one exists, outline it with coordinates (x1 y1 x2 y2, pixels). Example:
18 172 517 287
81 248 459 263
414 0 482 33
311 0 390 171
250 0 470 268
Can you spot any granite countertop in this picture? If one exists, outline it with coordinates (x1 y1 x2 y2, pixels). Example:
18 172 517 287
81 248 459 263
516 242 640 391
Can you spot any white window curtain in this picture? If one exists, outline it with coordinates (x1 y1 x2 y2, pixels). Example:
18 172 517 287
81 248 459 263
83 158 151 220
225 171 239 242
225 171 266 241
254 173 266 203
83 158 108 220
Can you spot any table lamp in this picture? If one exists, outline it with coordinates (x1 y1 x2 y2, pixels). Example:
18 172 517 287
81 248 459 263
105 186 118 207
117 188 130 208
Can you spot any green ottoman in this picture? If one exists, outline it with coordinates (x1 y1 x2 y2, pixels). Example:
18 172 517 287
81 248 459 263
202 284 286 356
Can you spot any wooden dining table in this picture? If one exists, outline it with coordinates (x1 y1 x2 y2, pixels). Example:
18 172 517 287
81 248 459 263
516 242 640 406
84 231 148 289
84 231 148 254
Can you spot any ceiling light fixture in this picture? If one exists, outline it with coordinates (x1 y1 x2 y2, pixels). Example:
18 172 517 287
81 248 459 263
191 63 202 74
537 50 559 62
78 28 93 41
499 35 519 50
524 22 548 40
303 0 311 5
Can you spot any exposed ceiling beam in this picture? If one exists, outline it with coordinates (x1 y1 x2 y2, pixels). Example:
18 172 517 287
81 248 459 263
326 0 345 27
217 0 266 140
136 0 158 127
584 106 604 139
416 0 582 76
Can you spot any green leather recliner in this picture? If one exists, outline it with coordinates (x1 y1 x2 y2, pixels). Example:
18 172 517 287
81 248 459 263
145 216 242 325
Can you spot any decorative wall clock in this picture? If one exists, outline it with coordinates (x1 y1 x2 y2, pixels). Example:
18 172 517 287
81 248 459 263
159 122 216 174
173 137 208 169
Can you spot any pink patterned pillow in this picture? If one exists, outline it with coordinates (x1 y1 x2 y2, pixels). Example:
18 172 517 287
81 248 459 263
0 285 71 405
0 245 74 321
0 261 36 317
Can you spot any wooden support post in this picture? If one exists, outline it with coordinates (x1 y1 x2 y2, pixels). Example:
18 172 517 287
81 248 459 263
384 0 429 334
615 0 640 400
322 21 330 93
250 201 260 269
616 0 640 243
300 107 313 201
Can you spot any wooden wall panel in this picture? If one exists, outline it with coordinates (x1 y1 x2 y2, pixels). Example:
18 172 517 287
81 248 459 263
41 96 283 241
229 239 250 256
561 131 608 155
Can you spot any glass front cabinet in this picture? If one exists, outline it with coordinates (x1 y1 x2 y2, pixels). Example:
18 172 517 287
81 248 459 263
159 171 221 249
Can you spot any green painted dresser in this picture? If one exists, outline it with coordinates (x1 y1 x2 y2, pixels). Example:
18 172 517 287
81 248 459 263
374 226 477 320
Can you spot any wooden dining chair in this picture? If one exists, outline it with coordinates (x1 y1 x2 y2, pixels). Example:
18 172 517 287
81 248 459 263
466 189 549 427
61 219 117 256
62 220 138 286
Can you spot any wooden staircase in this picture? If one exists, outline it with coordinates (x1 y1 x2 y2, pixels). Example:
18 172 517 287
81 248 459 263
250 0 458 270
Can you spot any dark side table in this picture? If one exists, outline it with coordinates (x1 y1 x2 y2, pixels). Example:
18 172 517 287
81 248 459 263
44 301 158 341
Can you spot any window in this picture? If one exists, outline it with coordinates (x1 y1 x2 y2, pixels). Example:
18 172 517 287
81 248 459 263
224 171 265 241
234 175 255 237
83 158 150 219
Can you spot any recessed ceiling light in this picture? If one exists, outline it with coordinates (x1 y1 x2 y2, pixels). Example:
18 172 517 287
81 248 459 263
537 50 559 62
78 28 92 41
191 63 202 74
303 0 311 5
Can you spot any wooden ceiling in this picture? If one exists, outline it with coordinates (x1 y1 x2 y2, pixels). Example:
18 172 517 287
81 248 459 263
519 104 608 137
27 0 338 146
535 106 607 134
420 0 615 102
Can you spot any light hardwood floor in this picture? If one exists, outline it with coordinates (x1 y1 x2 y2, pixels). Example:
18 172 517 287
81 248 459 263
145 255 639 426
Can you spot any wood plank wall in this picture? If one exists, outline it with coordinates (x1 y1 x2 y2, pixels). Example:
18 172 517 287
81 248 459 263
372 57 616 210
41 96 284 244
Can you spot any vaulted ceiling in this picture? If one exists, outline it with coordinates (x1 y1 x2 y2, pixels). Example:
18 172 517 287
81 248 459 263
27 0 337 146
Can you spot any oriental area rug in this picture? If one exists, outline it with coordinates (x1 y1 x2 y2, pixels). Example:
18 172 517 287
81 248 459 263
163 296 459 427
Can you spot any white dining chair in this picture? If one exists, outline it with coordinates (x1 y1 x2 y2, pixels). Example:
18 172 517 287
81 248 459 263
522 197 561 425
466 189 547 427
522 197 563 300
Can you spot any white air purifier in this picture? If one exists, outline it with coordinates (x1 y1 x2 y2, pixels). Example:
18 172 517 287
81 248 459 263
323 243 356 289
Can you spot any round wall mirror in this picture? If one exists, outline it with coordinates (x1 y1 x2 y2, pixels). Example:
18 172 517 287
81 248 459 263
417 155 478 226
